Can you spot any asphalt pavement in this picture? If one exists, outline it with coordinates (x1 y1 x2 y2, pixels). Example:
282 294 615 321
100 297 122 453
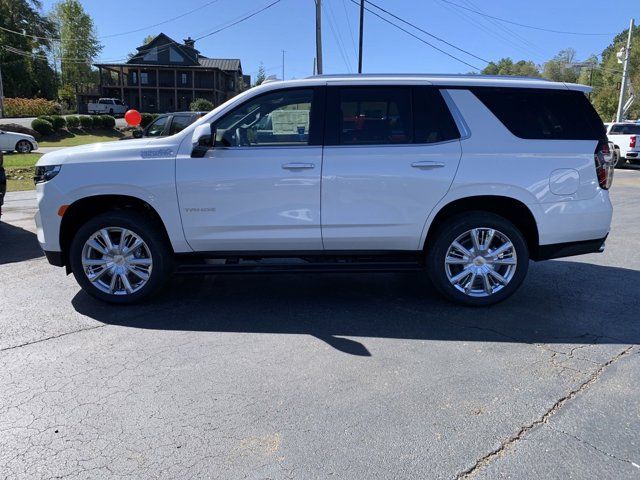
0 171 639 479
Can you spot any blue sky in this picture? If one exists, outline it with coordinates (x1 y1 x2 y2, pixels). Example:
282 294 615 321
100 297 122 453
39 0 638 81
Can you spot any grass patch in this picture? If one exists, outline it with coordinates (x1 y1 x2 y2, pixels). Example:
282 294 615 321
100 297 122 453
39 129 128 147
3 153 42 168
6 167 35 192
4 154 41 191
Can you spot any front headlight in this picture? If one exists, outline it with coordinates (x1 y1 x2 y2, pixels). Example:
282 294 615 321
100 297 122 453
34 165 61 184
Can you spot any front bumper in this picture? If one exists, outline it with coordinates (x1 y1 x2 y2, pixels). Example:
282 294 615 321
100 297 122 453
44 250 65 267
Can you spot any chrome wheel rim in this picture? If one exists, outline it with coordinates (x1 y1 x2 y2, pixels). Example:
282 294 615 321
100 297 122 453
17 141 31 153
81 227 153 296
445 228 517 298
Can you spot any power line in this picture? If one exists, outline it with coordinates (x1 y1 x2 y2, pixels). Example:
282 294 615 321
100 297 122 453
323 0 354 71
440 0 616 36
0 0 222 43
365 0 490 64
194 0 281 41
2 0 283 65
349 0 482 71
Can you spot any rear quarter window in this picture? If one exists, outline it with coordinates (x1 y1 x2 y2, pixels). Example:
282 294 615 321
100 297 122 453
471 87 606 141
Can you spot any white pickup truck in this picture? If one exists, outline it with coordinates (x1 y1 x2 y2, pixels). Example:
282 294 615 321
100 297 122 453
87 98 128 116
605 122 640 166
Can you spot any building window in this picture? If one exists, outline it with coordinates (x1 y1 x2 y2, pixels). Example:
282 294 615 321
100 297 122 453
170 48 185 63
141 72 149 85
132 71 138 84
181 73 188 85
143 47 158 62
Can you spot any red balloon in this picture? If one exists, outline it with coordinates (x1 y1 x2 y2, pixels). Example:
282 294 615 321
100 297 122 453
125 109 142 127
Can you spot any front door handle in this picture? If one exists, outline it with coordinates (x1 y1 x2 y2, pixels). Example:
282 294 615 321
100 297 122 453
282 162 315 170
411 161 446 169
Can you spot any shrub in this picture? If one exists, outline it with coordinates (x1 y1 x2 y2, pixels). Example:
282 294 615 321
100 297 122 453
50 115 66 131
31 118 54 136
90 115 102 129
190 98 214 112
79 116 93 129
38 115 54 124
4 98 61 117
100 115 116 129
66 116 80 128
140 113 155 128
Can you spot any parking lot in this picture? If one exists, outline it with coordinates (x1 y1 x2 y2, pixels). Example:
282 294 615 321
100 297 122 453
0 170 639 479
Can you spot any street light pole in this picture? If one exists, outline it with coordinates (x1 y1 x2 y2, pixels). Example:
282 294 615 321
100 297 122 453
282 50 285 80
315 0 323 75
616 18 634 122
358 0 364 73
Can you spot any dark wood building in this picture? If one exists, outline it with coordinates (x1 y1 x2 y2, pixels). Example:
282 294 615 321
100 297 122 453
95 33 249 113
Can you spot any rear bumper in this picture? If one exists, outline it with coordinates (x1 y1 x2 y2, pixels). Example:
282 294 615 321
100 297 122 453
534 235 607 261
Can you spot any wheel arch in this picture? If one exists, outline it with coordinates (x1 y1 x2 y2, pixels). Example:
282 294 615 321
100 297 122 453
59 194 173 270
423 195 541 259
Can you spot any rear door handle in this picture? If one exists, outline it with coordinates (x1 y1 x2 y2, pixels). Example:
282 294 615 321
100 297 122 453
282 162 315 170
411 161 446 169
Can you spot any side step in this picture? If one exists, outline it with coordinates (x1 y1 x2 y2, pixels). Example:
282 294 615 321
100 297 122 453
174 254 425 275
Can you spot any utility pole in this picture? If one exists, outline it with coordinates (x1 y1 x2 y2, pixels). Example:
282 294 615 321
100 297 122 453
282 50 285 80
358 0 365 73
0 57 4 118
616 18 634 122
315 0 323 75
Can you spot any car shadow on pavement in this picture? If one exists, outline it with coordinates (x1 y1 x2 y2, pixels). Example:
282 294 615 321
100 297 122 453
0 222 42 265
72 260 640 356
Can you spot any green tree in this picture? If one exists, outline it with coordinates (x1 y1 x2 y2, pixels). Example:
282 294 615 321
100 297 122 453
482 58 541 77
543 48 580 83
590 26 640 121
51 0 102 106
254 62 266 86
0 0 57 99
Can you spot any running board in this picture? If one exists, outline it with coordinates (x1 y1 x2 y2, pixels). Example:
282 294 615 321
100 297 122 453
174 259 425 275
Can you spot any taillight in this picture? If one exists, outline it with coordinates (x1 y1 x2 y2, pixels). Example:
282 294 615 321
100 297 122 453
631 136 637 148
594 140 614 190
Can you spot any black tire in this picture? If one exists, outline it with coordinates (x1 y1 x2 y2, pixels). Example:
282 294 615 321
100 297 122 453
15 140 33 153
69 211 173 304
426 211 529 307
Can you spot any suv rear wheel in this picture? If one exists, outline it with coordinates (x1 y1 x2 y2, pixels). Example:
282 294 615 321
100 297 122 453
69 211 172 304
427 212 529 306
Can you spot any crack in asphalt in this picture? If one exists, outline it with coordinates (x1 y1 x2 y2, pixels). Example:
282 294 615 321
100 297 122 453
455 345 635 479
548 425 640 469
0 325 106 353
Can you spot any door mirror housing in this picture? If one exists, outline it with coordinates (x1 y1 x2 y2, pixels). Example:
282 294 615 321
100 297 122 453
132 129 143 139
191 123 215 158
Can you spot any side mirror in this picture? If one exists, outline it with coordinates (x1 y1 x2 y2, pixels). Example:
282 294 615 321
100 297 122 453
132 130 143 139
191 123 215 158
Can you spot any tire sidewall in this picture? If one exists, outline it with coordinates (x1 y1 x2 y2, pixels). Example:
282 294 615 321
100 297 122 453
16 140 32 153
69 212 172 304
427 212 529 307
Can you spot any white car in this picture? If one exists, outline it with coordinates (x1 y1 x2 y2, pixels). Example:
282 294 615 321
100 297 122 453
87 98 128 116
604 122 640 166
34 74 614 306
0 129 38 153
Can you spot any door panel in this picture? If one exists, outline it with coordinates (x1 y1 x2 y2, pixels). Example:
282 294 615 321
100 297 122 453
177 146 322 251
176 87 323 252
321 85 462 251
321 142 461 250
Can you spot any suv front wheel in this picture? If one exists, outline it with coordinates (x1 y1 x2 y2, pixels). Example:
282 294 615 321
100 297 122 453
427 212 529 306
69 211 172 304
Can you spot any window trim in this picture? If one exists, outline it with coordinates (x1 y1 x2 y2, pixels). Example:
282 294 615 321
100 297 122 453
210 86 325 149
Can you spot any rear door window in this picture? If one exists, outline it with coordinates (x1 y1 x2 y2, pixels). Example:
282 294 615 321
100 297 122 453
413 87 460 143
328 87 413 145
471 88 606 140
169 115 194 135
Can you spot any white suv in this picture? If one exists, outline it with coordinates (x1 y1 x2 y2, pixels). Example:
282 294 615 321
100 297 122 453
34 75 614 306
